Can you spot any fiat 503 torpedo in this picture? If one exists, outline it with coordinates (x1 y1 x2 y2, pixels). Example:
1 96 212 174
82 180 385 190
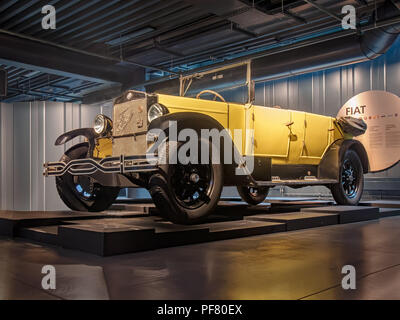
44 87 368 224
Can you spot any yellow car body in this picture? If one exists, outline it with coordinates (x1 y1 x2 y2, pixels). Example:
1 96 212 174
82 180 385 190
156 94 345 166
94 93 346 168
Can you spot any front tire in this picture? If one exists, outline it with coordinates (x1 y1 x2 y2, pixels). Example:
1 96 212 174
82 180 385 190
331 149 364 205
237 186 269 205
149 138 223 224
56 142 120 212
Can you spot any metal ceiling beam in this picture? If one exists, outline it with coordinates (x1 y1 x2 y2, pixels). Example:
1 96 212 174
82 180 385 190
7 87 80 101
117 15 223 57
282 9 308 24
153 41 186 57
56 0 165 44
303 0 343 22
82 3 197 51
231 23 259 37
0 32 133 85
0 29 177 85
256 0 306 13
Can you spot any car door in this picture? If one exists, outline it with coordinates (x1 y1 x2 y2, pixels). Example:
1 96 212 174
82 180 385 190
286 110 306 164
301 113 334 160
253 106 291 159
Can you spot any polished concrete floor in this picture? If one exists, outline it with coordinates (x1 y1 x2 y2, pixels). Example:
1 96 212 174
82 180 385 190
1 215 400 300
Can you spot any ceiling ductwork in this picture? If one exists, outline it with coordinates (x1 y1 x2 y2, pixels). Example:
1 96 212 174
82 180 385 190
148 0 400 93
252 0 400 81
184 0 300 29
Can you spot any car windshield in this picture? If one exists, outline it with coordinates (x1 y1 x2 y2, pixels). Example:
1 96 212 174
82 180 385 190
146 63 250 104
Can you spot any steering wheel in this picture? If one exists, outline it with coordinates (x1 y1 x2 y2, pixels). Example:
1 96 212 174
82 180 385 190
196 90 226 102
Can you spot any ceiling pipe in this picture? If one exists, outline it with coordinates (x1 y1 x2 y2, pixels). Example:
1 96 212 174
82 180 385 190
252 0 400 81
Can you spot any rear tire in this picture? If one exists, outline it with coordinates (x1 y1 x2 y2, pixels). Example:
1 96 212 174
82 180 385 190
56 142 120 212
237 186 269 205
331 149 364 205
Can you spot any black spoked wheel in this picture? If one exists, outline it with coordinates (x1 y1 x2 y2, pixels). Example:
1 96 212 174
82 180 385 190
56 142 120 212
341 159 359 199
149 138 223 224
171 163 214 210
237 186 269 205
331 149 364 205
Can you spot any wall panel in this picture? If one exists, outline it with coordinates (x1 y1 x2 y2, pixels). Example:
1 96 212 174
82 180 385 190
1 102 14 209
0 101 106 211
44 102 66 210
30 101 45 210
353 63 371 95
324 69 341 117
298 74 312 113
13 103 31 210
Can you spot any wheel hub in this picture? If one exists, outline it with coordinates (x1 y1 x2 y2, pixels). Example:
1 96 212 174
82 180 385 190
190 173 200 183
342 159 358 198
249 187 259 197
171 164 213 209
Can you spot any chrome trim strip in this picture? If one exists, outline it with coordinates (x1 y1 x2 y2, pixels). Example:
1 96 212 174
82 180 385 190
43 154 158 177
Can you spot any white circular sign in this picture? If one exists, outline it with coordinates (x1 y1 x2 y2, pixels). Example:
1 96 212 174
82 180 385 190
337 91 400 172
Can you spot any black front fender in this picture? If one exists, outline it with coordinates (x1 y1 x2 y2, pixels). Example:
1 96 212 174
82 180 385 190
55 128 98 146
55 128 99 156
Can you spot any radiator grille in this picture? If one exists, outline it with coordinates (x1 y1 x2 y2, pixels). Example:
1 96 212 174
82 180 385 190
112 97 148 156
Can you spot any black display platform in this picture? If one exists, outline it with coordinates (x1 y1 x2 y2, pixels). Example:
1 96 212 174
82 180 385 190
379 207 400 218
245 212 338 231
57 217 285 256
360 200 400 208
300 206 380 223
1 200 400 256
0 210 146 237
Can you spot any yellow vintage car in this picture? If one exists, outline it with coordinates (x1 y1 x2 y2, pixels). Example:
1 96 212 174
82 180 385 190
44 66 368 224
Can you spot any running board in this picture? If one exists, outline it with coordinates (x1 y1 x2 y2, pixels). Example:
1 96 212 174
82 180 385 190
255 179 337 187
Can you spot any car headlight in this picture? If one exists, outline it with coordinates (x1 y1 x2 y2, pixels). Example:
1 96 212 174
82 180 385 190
94 114 112 135
148 103 168 123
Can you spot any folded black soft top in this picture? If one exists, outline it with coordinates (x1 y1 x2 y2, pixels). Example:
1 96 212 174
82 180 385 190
337 116 367 137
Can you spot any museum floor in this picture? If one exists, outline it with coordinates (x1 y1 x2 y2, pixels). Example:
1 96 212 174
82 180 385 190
1 214 400 300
